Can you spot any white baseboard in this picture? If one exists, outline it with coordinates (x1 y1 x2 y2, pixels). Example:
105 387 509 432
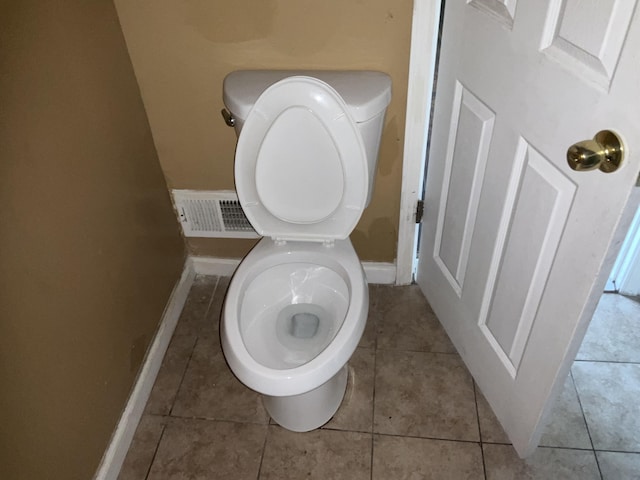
190 255 396 285
94 259 196 480
191 256 241 277
362 261 397 285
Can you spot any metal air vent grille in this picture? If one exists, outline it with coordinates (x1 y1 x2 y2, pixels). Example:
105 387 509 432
171 190 258 238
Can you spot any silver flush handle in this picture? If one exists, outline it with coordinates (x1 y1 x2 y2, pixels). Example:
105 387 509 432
221 108 235 127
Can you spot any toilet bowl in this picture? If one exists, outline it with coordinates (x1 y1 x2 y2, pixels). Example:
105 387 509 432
221 238 368 431
221 70 391 431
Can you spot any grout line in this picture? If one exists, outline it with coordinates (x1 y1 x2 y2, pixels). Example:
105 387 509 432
372 431 491 445
256 424 270 480
369 383 376 479
472 381 483 443
167 336 199 417
202 275 221 329
573 359 640 365
321 426 375 435
475 440 511 446
472 381 488 479
480 442 598 452
166 413 270 427
570 369 603 480
144 422 167 480
164 412 503 450
373 431 613 453
167 276 218 417
369 306 378 480
375 346 460 355
315 426 376 438
593 448 640 455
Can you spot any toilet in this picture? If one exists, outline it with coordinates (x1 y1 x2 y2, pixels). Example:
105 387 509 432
220 70 391 431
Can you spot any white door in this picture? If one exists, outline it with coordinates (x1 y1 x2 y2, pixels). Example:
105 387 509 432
416 0 640 457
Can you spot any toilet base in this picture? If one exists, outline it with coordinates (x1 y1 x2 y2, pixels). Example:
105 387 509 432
262 364 349 432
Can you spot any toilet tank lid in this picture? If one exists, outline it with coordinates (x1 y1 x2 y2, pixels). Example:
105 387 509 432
223 70 391 123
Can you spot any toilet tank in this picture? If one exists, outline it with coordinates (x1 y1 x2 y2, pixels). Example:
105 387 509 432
222 70 392 206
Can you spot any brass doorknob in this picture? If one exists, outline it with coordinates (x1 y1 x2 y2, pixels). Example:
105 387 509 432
567 130 624 173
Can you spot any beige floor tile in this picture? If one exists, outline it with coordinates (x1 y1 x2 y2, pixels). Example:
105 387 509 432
372 435 484 479
124 281 640 479
259 426 371 480
375 284 455 353
483 444 600 480
172 275 218 337
475 386 510 444
118 415 166 480
577 294 640 363
171 336 269 424
145 335 197 415
539 374 592 449
323 347 375 432
572 361 640 451
374 350 479 441
476 375 592 449
596 451 640 480
147 418 266 480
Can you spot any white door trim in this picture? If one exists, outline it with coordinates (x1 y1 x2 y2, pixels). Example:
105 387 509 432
395 0 442 285
609 204 640 295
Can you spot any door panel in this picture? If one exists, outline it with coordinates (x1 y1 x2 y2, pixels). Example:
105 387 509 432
434 82 494 296
417 0 640 457
484 142 575 371
541 0 636 88
468 0 518 28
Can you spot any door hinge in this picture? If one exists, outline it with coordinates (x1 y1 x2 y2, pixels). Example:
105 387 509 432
415 199 424 224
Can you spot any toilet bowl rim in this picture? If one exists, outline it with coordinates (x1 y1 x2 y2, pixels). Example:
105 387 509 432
221 238 368 397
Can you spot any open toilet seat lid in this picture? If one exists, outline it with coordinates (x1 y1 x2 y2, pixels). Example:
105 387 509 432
235 76 368 242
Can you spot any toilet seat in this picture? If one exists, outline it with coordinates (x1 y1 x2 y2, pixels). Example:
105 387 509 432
235 76 368 243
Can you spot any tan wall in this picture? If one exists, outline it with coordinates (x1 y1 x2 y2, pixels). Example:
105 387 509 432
115 0 414 263
0 2 185 479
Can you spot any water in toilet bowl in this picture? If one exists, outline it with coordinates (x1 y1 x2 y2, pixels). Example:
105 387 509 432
273 302 333 366
239 263 349 370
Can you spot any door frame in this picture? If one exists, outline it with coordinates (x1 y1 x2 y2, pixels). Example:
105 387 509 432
609 205 640 295
396 0 442 285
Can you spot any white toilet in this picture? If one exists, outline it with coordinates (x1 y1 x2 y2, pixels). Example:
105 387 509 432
220 70 391 431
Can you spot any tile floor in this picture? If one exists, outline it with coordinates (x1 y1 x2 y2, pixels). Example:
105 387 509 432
118 277 640 479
